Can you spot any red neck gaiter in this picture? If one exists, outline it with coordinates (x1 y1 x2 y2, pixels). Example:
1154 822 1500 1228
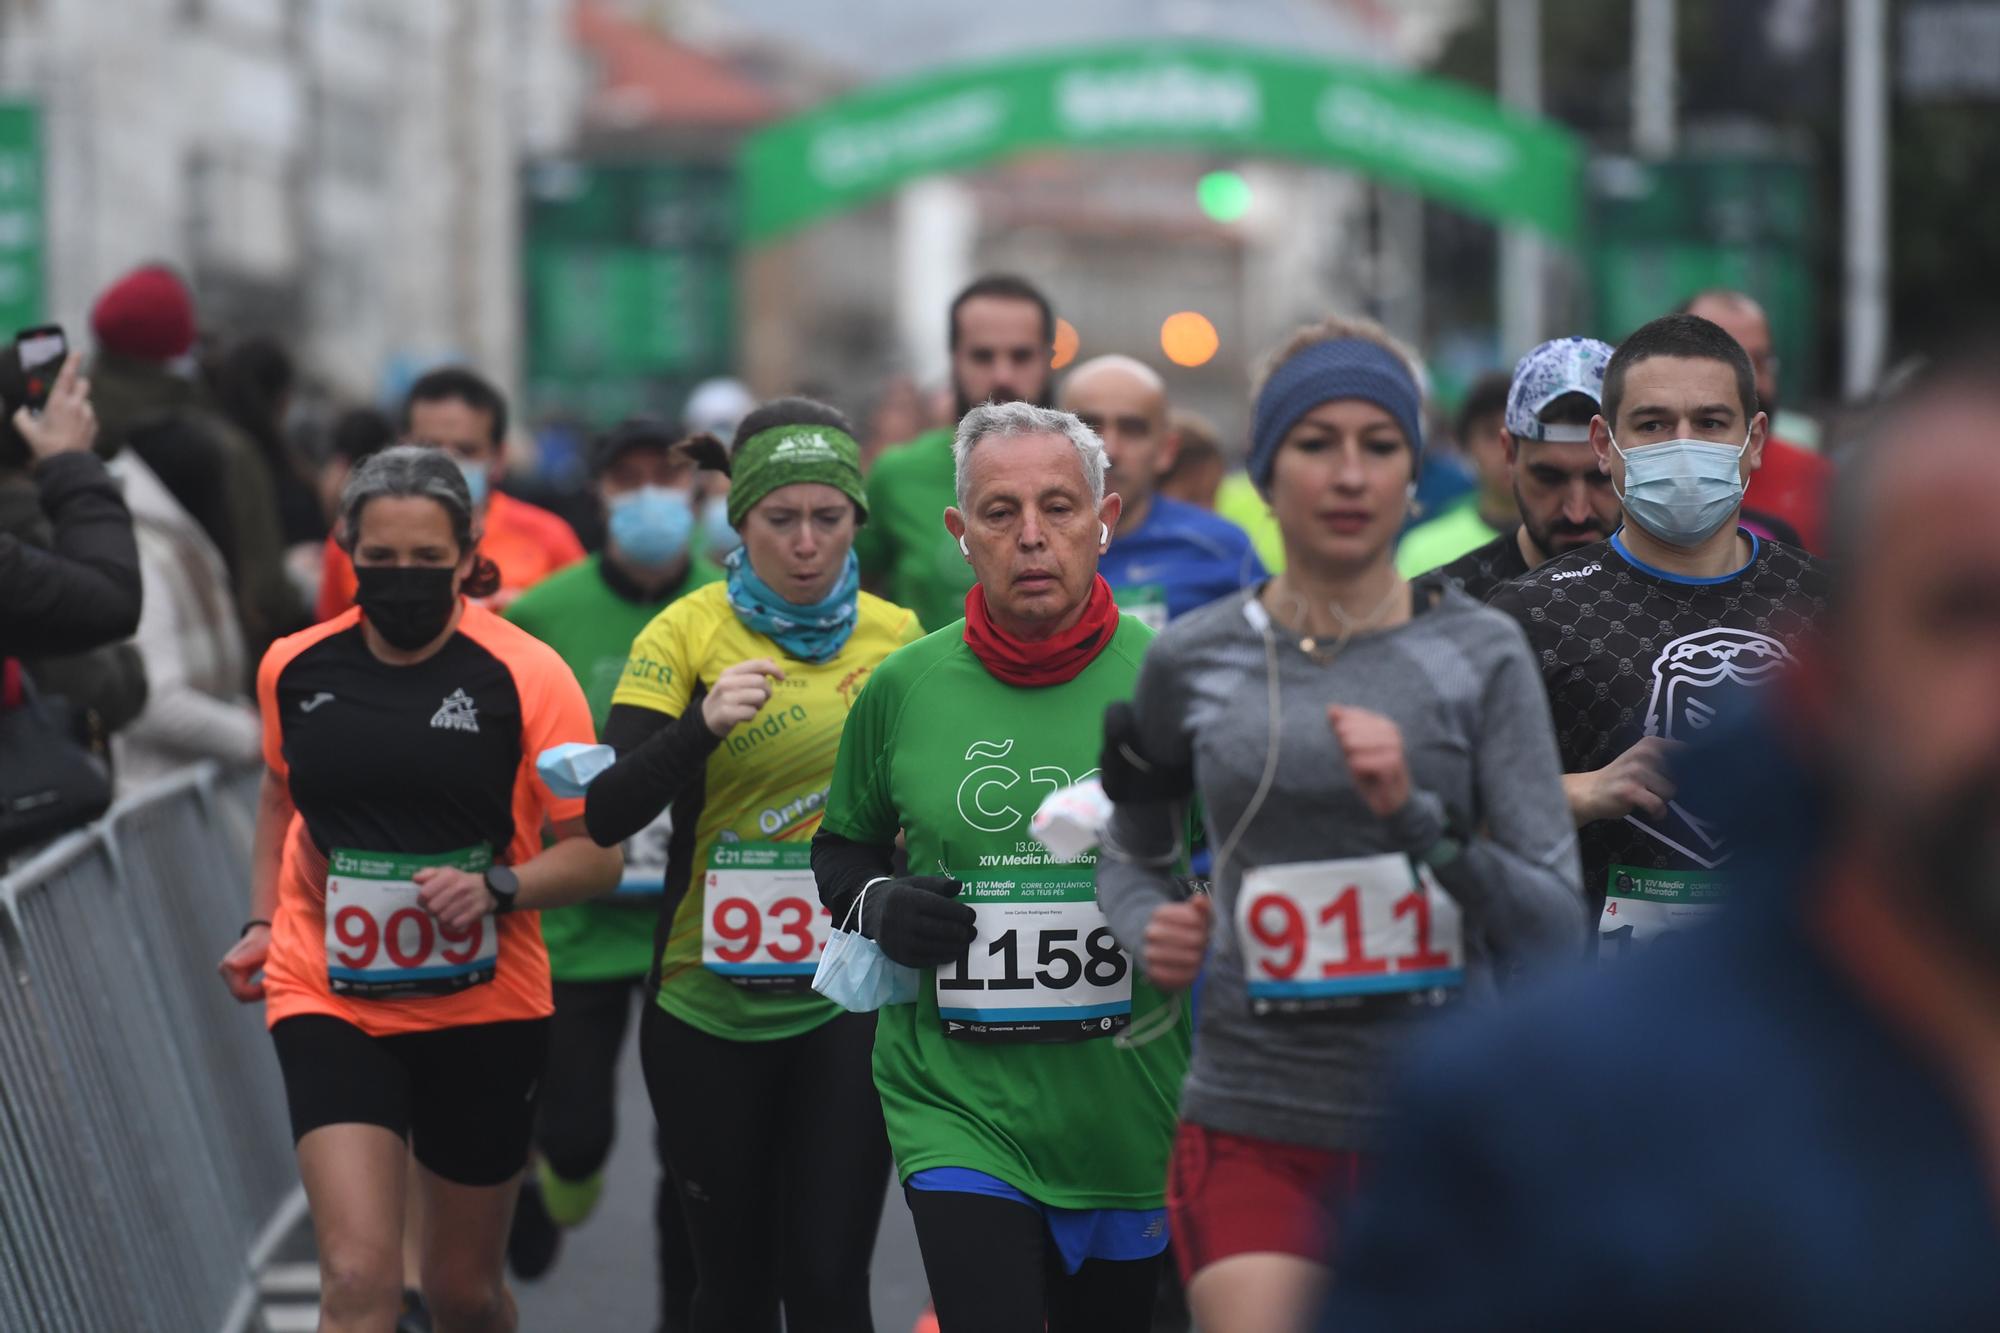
963 574 1119 687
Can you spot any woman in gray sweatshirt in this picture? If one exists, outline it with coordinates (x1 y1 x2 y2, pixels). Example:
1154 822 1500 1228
1095 316 1584 1333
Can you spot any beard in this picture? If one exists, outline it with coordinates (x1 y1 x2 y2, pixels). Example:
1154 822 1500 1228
953 376 1054 421
1518 491 1612 558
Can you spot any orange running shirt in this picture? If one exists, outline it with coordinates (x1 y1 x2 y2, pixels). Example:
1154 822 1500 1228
256 602 594 1036
317 490 586 621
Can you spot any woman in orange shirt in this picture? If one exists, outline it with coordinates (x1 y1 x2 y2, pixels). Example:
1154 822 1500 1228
219 445 621 1333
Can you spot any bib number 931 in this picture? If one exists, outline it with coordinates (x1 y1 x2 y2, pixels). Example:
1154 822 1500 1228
702 841 829 992
325 847 498 999
1237 853 1463 1013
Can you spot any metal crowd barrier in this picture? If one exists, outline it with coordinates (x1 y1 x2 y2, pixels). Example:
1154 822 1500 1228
0 763 302 1333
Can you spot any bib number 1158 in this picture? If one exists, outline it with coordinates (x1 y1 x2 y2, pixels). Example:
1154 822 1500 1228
936 900 1133 1043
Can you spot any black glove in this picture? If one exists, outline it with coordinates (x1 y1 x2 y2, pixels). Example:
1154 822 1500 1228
861 875 978 968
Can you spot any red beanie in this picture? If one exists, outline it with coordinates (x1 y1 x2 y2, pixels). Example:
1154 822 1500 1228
91 264 196 361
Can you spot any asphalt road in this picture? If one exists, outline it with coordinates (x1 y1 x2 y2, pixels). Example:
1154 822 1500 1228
514 1021 931 1333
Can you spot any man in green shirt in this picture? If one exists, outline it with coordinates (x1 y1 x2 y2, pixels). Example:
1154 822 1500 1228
501 418 724 1308
855 274 1057 632
1396 370 1517 577
816 400 1188 1333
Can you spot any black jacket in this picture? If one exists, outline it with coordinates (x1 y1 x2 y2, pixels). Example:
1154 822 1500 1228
0 452 143 655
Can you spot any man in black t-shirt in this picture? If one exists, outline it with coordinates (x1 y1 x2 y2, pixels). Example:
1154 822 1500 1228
1488 315 1829 953
1427 337 1621 603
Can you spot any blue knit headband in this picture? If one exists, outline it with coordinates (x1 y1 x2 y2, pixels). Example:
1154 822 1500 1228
1249 338 1424 489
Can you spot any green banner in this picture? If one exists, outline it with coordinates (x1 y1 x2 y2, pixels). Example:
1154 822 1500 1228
0 102 42 334
740 43 1582 244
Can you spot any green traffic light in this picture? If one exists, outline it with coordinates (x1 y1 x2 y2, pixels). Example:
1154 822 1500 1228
1197 170 1252 223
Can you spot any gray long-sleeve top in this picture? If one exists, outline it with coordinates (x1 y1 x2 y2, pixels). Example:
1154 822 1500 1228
1096 585 1584 1152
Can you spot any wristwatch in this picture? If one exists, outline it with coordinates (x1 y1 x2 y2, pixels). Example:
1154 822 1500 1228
484 863 520 915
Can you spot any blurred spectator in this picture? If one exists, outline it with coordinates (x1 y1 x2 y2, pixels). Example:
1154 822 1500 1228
207 333 327 550
319 405 396 524
315 367 584 618
1156 408 1226 510
0 353 139 856
1682 289 1829 552
1395 370 1514 575
88 263 304 663
683 376 755 558
1325 348 2000 1330
862 372 927 472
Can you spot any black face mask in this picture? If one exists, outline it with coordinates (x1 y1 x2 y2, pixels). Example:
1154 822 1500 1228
354 565 459 651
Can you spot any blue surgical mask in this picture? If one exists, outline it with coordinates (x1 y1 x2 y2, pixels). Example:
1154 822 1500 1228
701 496 742 558
812 884 920 1013
1612 433 1748 547
607 486 694 567
536 742 616 798
455 457 491 508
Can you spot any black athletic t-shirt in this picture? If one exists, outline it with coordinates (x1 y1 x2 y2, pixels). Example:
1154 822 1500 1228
1422 530 1532 604
1486 530 1829 940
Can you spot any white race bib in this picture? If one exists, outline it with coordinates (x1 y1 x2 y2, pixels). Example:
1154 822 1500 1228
1600 864 1726 959
325 846 499 998
1236 853 1463 1013
701 841 830 991
936 868 1133 1043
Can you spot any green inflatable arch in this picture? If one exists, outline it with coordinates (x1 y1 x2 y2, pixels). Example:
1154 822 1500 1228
739 42 1583 245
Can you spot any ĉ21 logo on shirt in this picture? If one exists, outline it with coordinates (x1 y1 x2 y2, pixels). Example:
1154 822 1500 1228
956 739 1097 834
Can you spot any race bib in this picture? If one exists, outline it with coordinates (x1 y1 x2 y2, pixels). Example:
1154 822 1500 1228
936 866 1133 1043
325 845 498 999
616 808 674 897
1237 853 1463 1015
701 841 830 991
1114 583 1170 633
1600 864 1726 959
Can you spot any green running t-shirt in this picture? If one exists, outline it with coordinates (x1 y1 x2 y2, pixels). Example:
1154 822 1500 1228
504 553 722 981
854 429 974 634
820 616 1190 1209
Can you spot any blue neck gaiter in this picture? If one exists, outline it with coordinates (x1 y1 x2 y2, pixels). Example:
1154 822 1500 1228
724 547 861 664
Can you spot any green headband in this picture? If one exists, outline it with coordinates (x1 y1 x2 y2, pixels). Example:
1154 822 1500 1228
726 424 868 528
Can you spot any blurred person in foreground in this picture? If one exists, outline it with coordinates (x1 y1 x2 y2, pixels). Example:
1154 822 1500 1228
1155 409 1227 511
316 367 584 620
1061 355 1263 629
1326 347 2000 1330
857 273 1057 633
89 263 303 661
1394 370 1515 577
1420 338 1620 603
1681 289 1831 553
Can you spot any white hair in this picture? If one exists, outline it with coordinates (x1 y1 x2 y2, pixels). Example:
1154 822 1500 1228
952 401 1107 509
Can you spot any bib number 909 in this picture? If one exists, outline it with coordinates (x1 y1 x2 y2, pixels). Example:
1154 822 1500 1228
324 847 499 999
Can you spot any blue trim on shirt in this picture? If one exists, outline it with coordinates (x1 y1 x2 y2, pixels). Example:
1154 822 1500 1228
906 1168 1171 1273
1610 528 1760 586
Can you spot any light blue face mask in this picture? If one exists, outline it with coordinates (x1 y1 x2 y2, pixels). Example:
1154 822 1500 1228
608 486 694 566
1611 433 1748 548
455 457 491 508
812 882 920 1013
536 742 616 798
701 496 743 558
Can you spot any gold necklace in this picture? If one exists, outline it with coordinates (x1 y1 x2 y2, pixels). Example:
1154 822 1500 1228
1275 577 1408 664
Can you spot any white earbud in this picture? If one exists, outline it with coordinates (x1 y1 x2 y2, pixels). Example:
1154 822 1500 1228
1100 522 1110 546
958 534 969 558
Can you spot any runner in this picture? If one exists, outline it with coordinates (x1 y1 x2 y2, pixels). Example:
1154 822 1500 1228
1421 337 1619 602
858 274 1057 632
581 400 919 1332
1680 288 1831 552
813 401 1189 1333
1093 316 1584 1333
316 368 584 619
1060 354 1263 629
1487 313 1830 952
499 419 727 1310
1393 370 1513 576
217 444 622 1333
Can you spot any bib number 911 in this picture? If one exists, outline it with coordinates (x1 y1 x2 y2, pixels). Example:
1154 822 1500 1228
325 847 498 999
1237 853 1463 1014
936 900 1133 1043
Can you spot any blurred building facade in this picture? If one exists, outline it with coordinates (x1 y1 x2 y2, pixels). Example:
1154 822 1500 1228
0 0 582 400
